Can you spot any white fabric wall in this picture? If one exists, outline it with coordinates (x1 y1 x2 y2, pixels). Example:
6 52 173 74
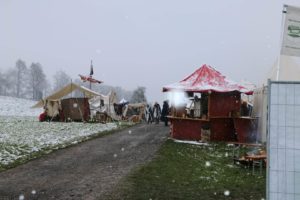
252 86 268 142
266 55 300 83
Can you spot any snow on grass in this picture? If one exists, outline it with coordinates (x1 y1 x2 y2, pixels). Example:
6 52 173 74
0 96 42 117
0 116 118 168
0 96 124 170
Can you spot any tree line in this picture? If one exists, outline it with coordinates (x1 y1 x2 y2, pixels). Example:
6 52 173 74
0 59 147 103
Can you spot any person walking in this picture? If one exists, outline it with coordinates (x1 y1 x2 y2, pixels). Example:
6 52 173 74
161 100 170 126
145 104 153 124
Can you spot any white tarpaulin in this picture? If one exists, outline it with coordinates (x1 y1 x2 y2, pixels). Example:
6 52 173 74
281 5 300 57
89 91 121 121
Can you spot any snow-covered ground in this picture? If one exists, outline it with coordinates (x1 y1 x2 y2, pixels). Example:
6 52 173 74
0 96 42 117
0 96 119 168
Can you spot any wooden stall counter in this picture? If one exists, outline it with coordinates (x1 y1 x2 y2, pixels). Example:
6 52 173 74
233 117 258 143
168 116 209 140
209 117 236 141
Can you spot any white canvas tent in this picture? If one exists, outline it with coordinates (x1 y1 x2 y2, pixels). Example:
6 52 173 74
89 91 120 121
122 103 146 122
252 86 268 142
265 55 300 83
254 55 300 142
119 98 128 104
32 83 103 108
32 82 120 121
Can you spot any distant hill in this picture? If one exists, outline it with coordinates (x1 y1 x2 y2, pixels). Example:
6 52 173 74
0 96 42 117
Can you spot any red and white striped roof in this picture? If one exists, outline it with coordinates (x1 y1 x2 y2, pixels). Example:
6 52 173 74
162 64 253 95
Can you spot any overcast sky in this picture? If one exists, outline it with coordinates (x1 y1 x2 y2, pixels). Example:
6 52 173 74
1 0 300 103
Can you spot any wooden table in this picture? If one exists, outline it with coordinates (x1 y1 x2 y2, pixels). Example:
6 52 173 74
245 155 267 174
228 142 264 161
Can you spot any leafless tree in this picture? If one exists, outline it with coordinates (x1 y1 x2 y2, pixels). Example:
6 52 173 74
53 70 71 92
15 59 27 98
29 62 47 100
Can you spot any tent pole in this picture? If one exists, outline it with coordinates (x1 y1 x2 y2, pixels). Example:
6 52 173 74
276 5 287 80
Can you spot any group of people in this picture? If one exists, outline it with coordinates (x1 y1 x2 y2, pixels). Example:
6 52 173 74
144 101 170 126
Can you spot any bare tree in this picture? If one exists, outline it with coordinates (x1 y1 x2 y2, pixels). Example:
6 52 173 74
3 68 17 97
29 62 47 100
53 70 71 92
15 59 27 98
0 71 6 96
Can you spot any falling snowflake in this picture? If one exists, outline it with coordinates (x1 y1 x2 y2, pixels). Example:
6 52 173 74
113 154 118 158
224 190 230 196
19 195 25 200
121 148 125 152
32 190 36 195
205 161 211 167
214 192 217 195
225 152 228 157
128 130 132 134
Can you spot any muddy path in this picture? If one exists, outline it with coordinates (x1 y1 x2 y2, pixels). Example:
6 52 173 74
0 123 169 200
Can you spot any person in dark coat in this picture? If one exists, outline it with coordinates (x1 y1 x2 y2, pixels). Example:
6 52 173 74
240 101 250 116
161 100 170 126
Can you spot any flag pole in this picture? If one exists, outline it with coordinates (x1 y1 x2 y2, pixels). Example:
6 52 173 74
276 5 288 80
71 78 73 98
90 60 93 90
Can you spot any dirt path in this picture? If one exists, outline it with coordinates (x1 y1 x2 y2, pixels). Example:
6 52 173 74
0 123 169 200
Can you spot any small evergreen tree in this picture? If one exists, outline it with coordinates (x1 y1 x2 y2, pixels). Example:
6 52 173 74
130 87 147 103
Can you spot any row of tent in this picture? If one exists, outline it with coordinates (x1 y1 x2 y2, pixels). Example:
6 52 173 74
32 83 145 122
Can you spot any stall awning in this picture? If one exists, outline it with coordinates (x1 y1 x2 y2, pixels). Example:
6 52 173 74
162 64 253 95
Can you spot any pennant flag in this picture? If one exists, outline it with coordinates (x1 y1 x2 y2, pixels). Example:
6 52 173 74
281 5 300 57
79 74 103 84
79 74 88 82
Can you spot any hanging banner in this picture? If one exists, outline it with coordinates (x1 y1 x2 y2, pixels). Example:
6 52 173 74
281 5 300 57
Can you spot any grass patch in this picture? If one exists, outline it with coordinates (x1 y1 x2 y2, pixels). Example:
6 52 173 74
111 140 266 200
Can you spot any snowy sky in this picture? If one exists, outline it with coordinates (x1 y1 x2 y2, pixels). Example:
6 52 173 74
1 0 300 103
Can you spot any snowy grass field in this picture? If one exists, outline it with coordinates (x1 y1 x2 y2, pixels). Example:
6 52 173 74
113 140 266 200
0 96 121 171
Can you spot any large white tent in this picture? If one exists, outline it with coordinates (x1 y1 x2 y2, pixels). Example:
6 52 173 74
32 83 104 108
32 83 119 121
265 55 300 83
253 55 300 142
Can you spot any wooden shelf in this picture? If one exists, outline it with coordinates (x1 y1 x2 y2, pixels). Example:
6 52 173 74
209 116 233 119
168 116 209 122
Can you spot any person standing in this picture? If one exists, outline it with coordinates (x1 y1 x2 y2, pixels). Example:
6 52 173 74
145 104 153 124
161 100 170 126
153 102 161 124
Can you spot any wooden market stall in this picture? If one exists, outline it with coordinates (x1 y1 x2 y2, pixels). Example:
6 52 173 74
163 64 256 142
